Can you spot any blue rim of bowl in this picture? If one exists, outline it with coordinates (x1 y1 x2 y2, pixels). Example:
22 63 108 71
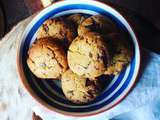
17 0 141 116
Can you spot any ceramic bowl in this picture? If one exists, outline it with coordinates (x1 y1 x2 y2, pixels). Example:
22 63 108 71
17 0 141 116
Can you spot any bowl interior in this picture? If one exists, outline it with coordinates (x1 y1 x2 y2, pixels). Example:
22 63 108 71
18 0 140 116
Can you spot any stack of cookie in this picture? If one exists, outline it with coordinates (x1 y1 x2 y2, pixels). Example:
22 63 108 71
27 14 132 104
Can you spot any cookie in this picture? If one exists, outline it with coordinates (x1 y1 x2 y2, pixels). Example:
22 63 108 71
78 15 118 36
67 14 86 29
36 17 76 47
104 33 133 75
27 37 68 79
61 69 101 104
68 32 110 78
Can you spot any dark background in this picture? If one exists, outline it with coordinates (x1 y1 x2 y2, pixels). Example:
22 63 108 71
0 0 160 53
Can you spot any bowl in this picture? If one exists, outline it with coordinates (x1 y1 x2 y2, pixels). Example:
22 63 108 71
17 0 141 117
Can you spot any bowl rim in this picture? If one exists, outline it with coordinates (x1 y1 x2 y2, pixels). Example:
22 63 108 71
16 0 141 117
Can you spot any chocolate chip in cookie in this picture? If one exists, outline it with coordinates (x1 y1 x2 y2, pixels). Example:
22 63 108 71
68 32 110 78
78 15 118 36
61 69 102 104
37 17 76 48
27 37 68 79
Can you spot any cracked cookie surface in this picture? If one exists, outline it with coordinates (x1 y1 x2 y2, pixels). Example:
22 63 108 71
78 15 118 36
104 33 133 75
67 14 86 29
61 69 101 104
27 37 68 79
68 32 110 78
36 18 76 47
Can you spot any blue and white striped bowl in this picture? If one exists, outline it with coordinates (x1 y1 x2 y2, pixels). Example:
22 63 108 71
17 0 141 116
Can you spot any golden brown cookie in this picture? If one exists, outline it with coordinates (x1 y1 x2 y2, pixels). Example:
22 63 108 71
61 69 101 104
36 18 76 47
27 37 68 79
104 33 133 75
67 14 86 29
78 15 118 36
68 32 110 78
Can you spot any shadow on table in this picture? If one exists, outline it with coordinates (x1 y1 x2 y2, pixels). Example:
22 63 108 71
102 1 160 54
